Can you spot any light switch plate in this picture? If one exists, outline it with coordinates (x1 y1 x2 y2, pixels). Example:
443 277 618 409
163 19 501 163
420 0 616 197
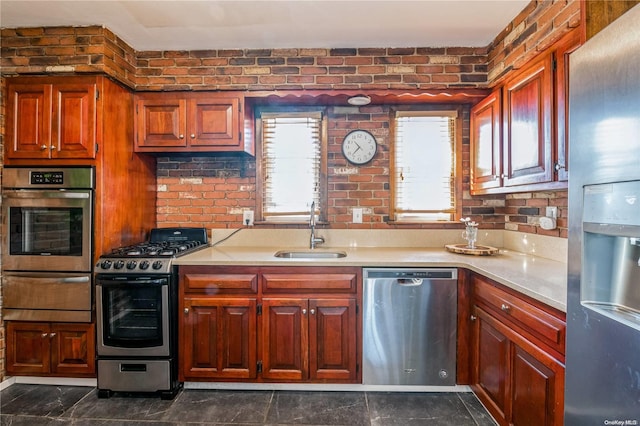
545 206 558 219
353 208 363 223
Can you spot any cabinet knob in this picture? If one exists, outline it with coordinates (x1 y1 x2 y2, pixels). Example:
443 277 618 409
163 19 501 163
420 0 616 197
310 309 315 315
49 332 56 339
470 315 477 321
190 134 195 139
41 333 48 338
184 308 189 314
40 145 48 151
179 134 184 139
501 174 507 179
49 145 55 150
302 309 307 315
493 175 499 180
501 303 510 312
554 162 566 172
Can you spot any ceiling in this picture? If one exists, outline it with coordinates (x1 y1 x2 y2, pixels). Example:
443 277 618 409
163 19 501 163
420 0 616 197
0 0 530 51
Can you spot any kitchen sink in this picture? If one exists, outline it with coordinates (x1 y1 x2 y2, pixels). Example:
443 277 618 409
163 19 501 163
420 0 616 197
274 250 347 259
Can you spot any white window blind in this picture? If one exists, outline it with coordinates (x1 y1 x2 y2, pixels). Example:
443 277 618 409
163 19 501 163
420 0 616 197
394 111 457 222
261 112 323 222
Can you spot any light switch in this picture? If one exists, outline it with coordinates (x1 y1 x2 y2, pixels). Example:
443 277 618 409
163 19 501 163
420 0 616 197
353 208 363 223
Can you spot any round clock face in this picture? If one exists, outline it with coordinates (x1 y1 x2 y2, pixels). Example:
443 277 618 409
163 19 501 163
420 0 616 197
342 130 377 165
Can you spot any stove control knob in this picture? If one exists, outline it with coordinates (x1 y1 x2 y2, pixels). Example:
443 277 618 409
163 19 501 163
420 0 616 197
139 260 150 270
126 260 138 270
99 260 112 270
152 260 164 270
114 260 125 270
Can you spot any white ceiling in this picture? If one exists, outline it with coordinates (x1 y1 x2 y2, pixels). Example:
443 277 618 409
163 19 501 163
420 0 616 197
0 0 529 51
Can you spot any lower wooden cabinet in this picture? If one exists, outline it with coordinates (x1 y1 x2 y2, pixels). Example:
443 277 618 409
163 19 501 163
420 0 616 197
469 273 565 426
262 297 357 382
181 298 257 380
179 266 361 384
6 321 95 377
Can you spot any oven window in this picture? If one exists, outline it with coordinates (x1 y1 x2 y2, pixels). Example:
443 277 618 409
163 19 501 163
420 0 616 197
102 285 164 348
8 207 84 256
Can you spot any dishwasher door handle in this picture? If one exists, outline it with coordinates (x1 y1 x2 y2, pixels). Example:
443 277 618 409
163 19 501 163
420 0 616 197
396 278 423 286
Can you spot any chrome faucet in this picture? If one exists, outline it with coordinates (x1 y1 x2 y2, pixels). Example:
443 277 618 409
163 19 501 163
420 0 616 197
309 201 325 249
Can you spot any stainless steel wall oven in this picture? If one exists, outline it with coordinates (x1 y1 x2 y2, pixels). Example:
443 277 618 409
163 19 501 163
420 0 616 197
1 167 94 322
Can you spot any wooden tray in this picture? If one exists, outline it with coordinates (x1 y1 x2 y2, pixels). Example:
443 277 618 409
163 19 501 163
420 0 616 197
445 243 499 256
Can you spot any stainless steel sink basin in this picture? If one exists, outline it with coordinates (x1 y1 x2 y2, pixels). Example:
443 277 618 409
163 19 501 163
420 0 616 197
274 250 347 259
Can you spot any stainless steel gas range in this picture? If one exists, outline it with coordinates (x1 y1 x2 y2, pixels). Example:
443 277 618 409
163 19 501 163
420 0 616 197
94 227 208 399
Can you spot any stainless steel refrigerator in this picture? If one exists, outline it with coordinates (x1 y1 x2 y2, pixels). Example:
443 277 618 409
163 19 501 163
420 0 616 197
566 4 640 424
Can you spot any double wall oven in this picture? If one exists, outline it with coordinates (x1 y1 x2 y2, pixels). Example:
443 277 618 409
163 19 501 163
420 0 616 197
94 227 208 399
2 167 94 322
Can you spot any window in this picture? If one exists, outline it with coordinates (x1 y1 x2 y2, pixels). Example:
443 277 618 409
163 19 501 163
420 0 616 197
257 109 327 223
391 108 461 222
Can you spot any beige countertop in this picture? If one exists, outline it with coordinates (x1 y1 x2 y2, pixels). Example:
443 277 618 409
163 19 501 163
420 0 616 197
175 244 568 312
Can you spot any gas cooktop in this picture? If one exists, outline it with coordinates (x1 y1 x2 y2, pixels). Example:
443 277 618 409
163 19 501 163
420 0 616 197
95 227 208 274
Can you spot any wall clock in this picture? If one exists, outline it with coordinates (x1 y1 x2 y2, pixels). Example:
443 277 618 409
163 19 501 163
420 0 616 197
342 130 377 165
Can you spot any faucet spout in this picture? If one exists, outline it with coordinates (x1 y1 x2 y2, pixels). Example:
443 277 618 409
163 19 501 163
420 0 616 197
309 201 324 249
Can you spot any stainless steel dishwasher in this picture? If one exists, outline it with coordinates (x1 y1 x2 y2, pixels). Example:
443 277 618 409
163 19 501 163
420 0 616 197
362 268 457 386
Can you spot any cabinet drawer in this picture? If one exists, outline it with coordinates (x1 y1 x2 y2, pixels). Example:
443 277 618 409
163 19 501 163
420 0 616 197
262 273 357 294
473 276 565 355
183 273 258 294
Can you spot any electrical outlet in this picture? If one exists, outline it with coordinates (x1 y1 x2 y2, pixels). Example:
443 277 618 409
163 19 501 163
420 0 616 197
243 210 254 226
545 206 558 219
353 208 363 224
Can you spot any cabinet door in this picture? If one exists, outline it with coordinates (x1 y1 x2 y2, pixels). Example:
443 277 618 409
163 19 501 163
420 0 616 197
50 323 95 376
309 298 357 381
6 83 53 159
471 89 502 193
262 298 308 381
135 97 187 149
503 53 553 187
6 322 51 375
52 82 97 159
188 97 240 148
510 344 564 426
472 307 509 423
554 30 581 182
182 298 257 380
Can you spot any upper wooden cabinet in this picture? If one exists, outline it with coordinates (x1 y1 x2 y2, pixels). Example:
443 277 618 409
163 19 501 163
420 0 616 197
471 28 581 195
134 92 253 154
502 52 554 188
6 79 97 160
470 89 502 192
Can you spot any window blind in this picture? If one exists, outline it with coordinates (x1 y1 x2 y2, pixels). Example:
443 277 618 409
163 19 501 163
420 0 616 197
261 112 322 221
394 111 457 221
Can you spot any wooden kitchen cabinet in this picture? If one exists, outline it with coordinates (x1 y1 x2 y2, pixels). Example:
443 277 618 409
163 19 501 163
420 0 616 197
261 297 357 382
182 297 257 380
135 92 253 154
6 79 97 160
470 28 581 194
178 265 361 384
502 52 553 189
469 273 565 426
471 88 502 192
6 322 95 377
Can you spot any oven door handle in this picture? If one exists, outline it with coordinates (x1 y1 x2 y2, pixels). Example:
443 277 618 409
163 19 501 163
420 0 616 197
7 274 91 284
97 278 168 286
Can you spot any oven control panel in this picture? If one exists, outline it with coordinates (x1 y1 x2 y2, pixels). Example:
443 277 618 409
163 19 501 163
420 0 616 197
96 259 171 274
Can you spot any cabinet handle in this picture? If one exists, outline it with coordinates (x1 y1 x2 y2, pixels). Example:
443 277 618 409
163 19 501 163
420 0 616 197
554 162 566 171
40 145 48 151
310 309 315 315
41 333 48 338
501 174 507 179
49 332 56 339
470 315 477 321
179 134 184 139
49 145 55 150
302 309 307 315
184 308 189 314
190 134 195 139
501 303 510 312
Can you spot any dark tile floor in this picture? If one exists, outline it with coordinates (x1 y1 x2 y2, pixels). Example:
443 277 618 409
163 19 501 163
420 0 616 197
1 384 497 425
